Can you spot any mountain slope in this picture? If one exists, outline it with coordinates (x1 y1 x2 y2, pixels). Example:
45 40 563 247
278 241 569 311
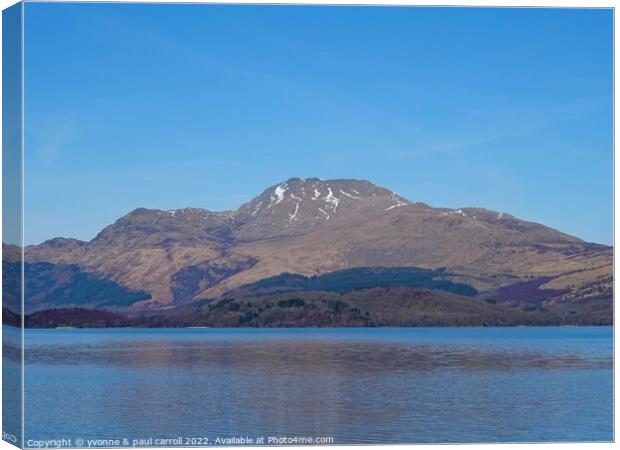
2 258 150 313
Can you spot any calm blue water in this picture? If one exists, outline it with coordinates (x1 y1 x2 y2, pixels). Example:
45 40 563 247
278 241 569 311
8 327 614 445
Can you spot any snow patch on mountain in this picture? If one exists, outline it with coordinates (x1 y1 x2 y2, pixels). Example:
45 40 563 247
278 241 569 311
318 207 330 220
251 201 263 216
340 189 361 199
274 184 287 204
289 202 300 221
268 183 288 208
384 192 408 212
325 188 340 212
445 209 467 217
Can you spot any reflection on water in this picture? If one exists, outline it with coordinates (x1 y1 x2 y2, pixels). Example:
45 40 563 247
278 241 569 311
20 339 613 374
15 327 613 444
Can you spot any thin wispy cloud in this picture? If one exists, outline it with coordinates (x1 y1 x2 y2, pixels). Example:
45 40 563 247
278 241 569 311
388 96 610 161
27 116 80 167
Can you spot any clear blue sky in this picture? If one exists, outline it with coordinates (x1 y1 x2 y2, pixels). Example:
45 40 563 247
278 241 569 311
23 4 613 245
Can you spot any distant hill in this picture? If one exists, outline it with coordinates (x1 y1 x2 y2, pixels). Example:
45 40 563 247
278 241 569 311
3 259 150 313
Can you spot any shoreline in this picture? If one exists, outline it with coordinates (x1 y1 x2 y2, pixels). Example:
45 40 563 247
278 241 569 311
4 323 613 330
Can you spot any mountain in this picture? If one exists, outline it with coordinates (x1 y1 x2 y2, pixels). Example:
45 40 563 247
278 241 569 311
13 177 612 323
